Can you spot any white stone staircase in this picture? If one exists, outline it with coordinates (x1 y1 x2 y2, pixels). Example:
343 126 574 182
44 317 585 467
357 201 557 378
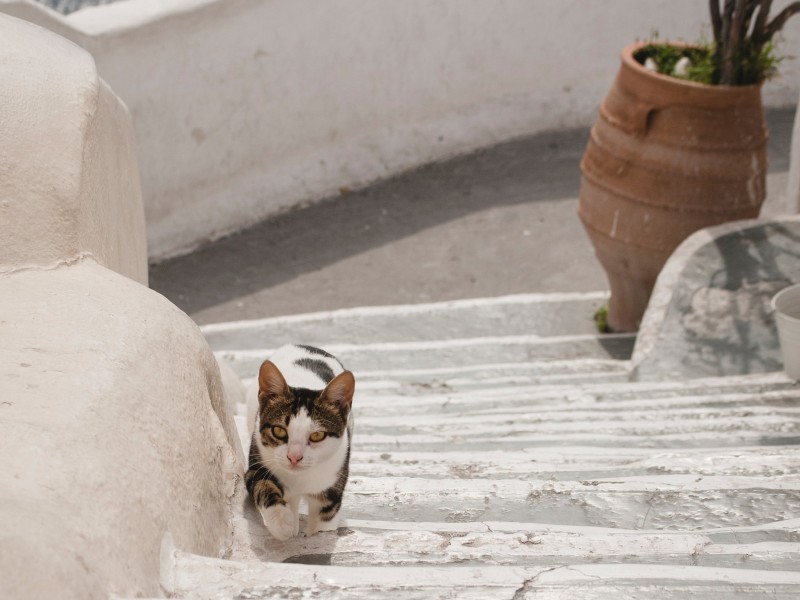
161 293 800 598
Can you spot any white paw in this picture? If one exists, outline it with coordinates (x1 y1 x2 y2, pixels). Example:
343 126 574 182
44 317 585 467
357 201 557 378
261 504 296 541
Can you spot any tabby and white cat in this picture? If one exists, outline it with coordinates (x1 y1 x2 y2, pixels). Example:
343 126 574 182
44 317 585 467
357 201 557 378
245 344 355 540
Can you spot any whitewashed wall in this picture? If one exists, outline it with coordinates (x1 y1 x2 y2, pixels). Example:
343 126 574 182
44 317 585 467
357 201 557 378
0 14 244 598
789 92 800 213
3 0 800 260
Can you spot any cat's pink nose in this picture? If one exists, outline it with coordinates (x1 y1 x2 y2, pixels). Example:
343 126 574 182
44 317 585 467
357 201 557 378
288 451 303 466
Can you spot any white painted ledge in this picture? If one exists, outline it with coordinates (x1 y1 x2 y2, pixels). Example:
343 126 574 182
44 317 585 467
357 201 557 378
0 12 147 283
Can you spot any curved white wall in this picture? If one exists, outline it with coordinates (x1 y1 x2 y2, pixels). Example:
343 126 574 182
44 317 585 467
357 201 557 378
4 0 800 260
0 9 147 281
0 14 244 598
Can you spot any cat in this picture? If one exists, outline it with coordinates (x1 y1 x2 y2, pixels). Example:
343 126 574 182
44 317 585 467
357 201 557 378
245 344 355 541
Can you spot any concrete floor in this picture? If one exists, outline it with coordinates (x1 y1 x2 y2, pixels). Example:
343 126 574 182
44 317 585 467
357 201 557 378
149 108 796 326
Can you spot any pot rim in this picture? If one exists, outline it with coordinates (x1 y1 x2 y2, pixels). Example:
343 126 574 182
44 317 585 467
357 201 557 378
773 283 800 323
621 41 763 93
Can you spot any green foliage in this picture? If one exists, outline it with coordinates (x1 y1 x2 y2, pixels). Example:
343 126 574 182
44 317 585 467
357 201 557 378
594 304 610 334
635 39 781 86
735 39 781 84
636 1 799 86
636 43 715 84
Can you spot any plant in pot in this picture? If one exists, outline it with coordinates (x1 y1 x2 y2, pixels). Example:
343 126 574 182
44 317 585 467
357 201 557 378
579 0 800 333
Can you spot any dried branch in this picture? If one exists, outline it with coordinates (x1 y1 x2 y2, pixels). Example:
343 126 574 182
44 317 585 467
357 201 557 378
731 0 749 46
710 0 723 41
765 2 800 40
742 0 761 36
720 0 736 45
721 0 749 83
752 0 773 45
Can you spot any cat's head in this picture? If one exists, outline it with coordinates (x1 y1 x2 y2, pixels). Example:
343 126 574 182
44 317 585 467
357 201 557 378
255 360 354 473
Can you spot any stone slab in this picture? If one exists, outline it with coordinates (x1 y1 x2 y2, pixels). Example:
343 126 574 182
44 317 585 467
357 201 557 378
164 551 800 600
202 292 611 350
633 216 800 380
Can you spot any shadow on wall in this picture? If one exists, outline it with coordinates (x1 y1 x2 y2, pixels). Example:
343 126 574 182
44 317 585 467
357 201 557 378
149 127 588 315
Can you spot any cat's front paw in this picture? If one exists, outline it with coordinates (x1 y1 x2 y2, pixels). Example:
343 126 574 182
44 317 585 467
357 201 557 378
306 512 341 536
260 504 296 541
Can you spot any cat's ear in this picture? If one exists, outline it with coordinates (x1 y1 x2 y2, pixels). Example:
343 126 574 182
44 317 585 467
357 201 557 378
323 370 355 415
258 360 289 405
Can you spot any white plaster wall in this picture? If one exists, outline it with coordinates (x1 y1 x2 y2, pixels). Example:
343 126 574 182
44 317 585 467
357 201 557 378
789 95 800 212
3 0 800 260
0 12 147 282
0 262 244 600
0 14 245 599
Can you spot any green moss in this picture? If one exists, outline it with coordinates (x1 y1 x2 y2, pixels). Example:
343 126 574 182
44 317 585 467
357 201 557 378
594 303 610 334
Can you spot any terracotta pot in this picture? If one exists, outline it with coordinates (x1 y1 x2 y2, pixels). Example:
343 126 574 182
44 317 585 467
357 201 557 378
578 42 768 332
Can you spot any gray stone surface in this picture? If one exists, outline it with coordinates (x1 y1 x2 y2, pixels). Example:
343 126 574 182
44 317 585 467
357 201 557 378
633 216 800 381
201 292 612 351
149 108 795 327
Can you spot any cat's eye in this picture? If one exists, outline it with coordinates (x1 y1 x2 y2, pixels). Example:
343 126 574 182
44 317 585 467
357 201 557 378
309 431 327 443
271 425 288 440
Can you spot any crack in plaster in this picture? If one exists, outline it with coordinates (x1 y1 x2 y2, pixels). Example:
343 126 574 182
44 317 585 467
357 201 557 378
0 251 99 276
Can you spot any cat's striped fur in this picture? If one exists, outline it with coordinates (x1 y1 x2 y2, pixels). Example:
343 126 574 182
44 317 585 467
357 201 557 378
245 345 354 540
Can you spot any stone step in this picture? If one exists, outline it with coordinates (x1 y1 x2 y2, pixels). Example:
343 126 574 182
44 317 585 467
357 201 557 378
348 446 800 480
207 315 798 600
235 376 800 453
344 377 800 451
163 550 800 599
337 358 633 393
201 292 610 351
217 333 636 378
336 475 800 530
220 521 800 571
238 357 632 397
347 413 799 451
349 372 798 407
352 387 800 418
